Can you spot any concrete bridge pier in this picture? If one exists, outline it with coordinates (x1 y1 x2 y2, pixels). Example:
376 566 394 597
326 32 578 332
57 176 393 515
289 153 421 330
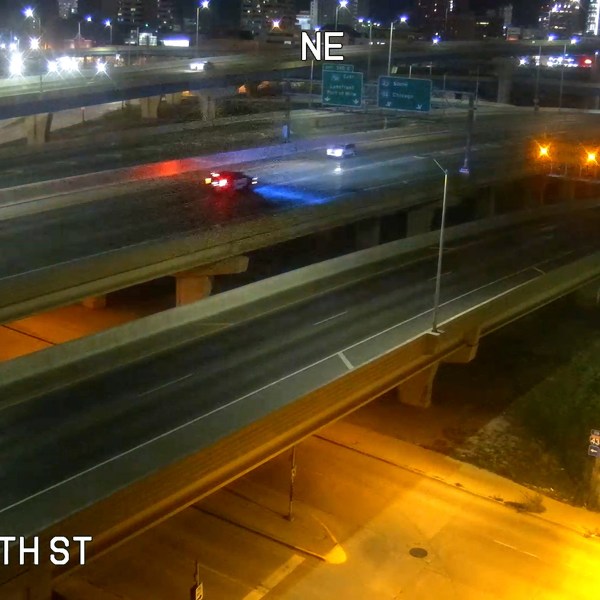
396 364 439 408
354 217 381 250
199 94 217 121
24 113 53 145
174 256 249 306
493 58 514 105
405 205 435 237
139 96 161 119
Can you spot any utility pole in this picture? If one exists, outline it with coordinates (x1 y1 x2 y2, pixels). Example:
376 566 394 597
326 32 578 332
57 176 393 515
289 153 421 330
287 446 297 521
460 93 475 175
432 159 449 334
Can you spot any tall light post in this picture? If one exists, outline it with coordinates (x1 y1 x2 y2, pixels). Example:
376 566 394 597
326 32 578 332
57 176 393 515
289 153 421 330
364 19 373 80
533 44 541 111
196 0 209 49
431 159 449 334
387 16 407 76
78 15 92 40
335 0 348 30
104 19 113 44
23 7 42 44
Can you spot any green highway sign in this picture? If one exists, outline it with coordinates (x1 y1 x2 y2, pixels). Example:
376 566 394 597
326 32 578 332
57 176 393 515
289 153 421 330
322 63 354 72
322 70 363 107
377 76 432 112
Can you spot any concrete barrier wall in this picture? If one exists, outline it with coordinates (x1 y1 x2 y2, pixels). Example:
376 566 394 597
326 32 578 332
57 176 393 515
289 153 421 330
1 199 598 406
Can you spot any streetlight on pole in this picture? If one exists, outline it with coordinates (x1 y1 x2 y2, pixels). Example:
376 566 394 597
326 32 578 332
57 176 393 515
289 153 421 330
366 20 373 80
104 19 113 44
431 159 449 334
387 21 394 75
196 0 210 49
387 16 407 76
533 44 541 111
23 7 42 45
558 42 567 111
335 0 348 30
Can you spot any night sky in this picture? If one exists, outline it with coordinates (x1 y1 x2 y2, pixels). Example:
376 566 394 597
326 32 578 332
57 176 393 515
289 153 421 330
0 0 541 29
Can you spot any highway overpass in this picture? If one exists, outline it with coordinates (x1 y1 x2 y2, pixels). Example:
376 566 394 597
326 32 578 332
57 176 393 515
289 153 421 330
0 199 598 599
3 38 600 122
0 109 591 324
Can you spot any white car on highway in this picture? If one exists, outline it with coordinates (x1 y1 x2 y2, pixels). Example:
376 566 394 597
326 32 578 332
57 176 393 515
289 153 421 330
327 143 357 158
190 60 215 72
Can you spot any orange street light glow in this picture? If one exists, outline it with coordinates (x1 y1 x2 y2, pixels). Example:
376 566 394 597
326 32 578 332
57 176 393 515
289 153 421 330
538 145 550 158
586 151 597 163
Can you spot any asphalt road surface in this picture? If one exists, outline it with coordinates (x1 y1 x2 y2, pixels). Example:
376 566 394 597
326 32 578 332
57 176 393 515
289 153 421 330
0 207 598 538
0 111 591 283
59 431 600 599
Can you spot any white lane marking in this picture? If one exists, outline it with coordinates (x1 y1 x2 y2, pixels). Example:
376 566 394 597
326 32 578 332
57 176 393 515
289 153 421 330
532 266 545 275
428 271 452 281
493 539 539 559
242 555 306 600
313 311 347 326
338 352 354 370
0 248 589 514
138 373 194 397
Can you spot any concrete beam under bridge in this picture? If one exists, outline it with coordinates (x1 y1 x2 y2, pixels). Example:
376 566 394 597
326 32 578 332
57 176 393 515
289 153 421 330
23 113 53 145
174 255 249 306
406 205 435 237
354 217 381 250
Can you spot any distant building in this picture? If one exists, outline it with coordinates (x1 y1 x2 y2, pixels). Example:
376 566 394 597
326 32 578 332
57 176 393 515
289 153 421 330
58 0 78 19
586 0 600 34
545 1 582 37
415 0 469 37
240 0 296 37
310 0 357 30
117 0 176 30
296 10 312 30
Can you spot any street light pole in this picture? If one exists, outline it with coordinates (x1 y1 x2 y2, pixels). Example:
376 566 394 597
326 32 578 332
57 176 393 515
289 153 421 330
196 6 200 49
432 159 449 334
309 58 314 107
460 93 475 175
387 21 394 75
558 42 566 111
534 44 541 111
367 21 373 80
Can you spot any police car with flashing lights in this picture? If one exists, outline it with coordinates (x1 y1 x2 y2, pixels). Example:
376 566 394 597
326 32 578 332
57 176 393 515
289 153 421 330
326 143 356 158
204 171 258 193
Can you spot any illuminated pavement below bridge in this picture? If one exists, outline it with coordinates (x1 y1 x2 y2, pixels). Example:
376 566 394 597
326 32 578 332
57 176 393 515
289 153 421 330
54 399 600 600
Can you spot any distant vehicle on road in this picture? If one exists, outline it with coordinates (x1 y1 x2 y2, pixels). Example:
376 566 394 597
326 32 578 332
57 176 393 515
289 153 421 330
204 171 258 193
190 60 215 72
327 143 357 158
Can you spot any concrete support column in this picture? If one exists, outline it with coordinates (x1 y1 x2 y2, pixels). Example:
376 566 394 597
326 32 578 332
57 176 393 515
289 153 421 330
24 113 53 145
354 217 381 250
397 363 439 408
165 92 184 105
140 96 161 119
174 255 249 306
475 187 496 219
494 58 514 105
405 206 435 237
82 295 108 309
200 95 216 121
176 274 213 306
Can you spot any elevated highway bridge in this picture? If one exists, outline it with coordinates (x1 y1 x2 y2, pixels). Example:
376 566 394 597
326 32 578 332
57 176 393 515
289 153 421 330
0 199 598 599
